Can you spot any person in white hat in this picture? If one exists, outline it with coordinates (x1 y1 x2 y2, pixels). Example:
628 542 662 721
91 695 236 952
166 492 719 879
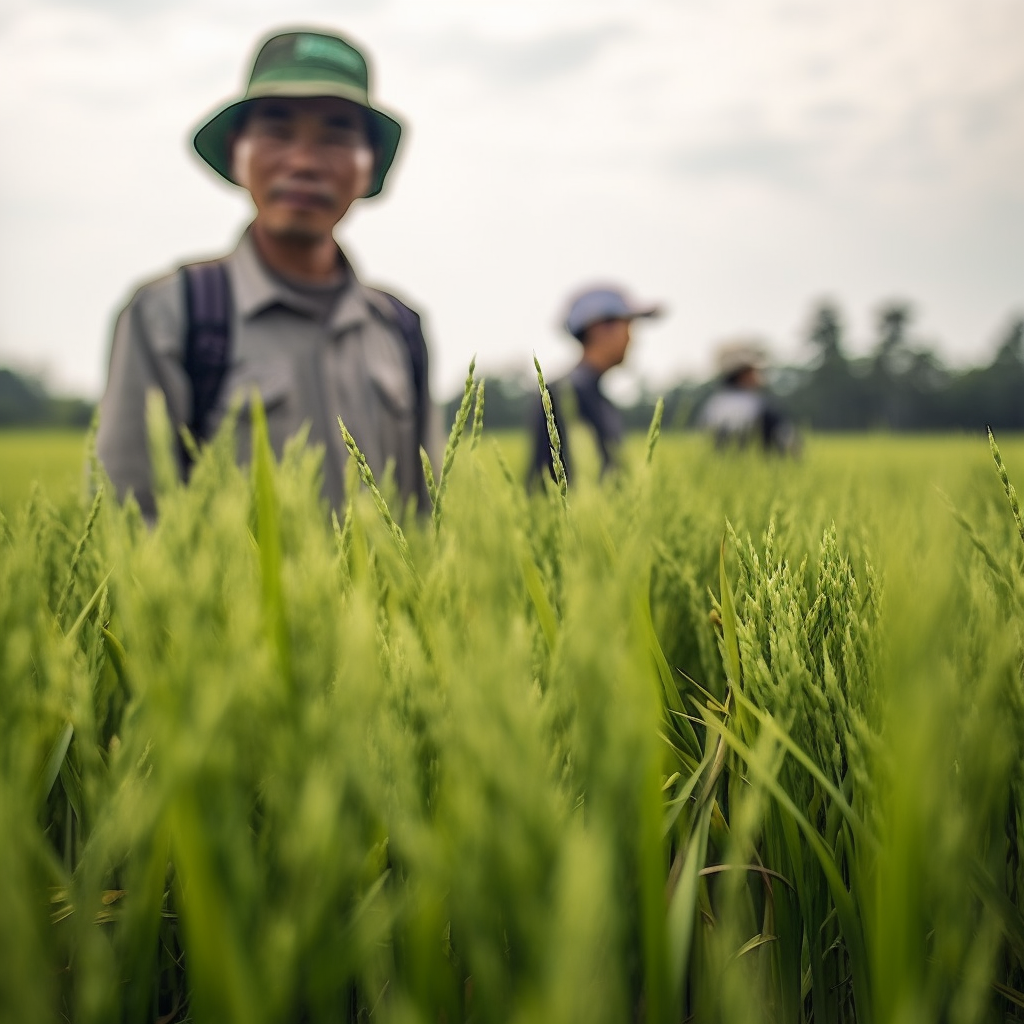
528 284 662 485
697 339 799 454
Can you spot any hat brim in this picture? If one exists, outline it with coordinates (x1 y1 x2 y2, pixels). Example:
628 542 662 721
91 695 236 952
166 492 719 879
627 304 662 321
568 303 663 340
191 82 402 199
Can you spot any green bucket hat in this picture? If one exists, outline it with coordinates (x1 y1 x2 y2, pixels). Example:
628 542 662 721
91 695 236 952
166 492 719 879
191 29 403 199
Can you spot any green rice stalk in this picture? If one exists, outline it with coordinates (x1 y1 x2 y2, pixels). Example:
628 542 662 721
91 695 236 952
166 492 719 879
36 721 74 806
941 490 1023 610
471 379 486 450
988 428 1024 548
433 357 477 535
64 571 112 643
730 686 867 840
144 389 180 503
970 863 1024 967
638 745 671 1024
331 508 344 552
991 981 1024 1012
732 932 779 959
666 796 713 1014
700 708 874 1024
169 794 259 1024
663 740 716 839
519 547 558 651
697 862 795 889
55 485 103 627
718 537 743 692
633 579 702 763
331 509 352 591
533 355 568 508
118 823 171 1023
178 424 201 466
338 417 419 586
83 407 102 496
490 445 521 496
645 397 665 466
57 756 84 833
100 625 130 692
420 447 438 508
251 391 292 689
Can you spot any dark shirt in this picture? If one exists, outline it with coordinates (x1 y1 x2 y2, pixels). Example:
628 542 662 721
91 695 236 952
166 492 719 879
529 362 623 485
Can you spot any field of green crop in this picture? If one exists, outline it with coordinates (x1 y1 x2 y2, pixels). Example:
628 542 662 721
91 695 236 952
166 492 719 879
2 386 1024 1024
0 429 91 510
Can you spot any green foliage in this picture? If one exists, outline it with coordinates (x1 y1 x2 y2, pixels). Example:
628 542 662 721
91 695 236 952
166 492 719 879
0 368 94 429
3 403 1024 1022
0 430 89 509
785 303 1024 432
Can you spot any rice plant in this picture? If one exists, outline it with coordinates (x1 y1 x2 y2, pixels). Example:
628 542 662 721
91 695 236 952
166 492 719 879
1 400 1024 1022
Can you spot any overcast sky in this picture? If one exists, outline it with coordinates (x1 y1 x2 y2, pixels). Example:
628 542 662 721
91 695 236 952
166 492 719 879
1 0 1022 401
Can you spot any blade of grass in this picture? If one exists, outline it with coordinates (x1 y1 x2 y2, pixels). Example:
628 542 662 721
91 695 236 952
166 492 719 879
37 721 74 806
250 390 291 688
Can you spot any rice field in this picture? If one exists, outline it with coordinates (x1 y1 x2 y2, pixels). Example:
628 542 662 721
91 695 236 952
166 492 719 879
2 393 1024 1024
0 430 90 510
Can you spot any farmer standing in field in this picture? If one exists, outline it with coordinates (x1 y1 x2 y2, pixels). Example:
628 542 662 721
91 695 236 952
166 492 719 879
696 339 800 455
528 285 662 486
97 28 433 518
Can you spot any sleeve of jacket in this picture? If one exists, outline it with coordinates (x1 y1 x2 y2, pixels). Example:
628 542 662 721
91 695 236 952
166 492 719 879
95 272 191 519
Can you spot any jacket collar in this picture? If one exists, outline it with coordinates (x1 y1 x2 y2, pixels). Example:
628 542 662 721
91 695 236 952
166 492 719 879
226 226 379 335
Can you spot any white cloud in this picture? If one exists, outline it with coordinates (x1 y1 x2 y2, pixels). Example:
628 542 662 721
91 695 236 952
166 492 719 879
1 0 1022 397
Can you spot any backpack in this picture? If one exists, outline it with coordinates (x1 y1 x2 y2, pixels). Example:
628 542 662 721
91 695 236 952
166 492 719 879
180 261 431 492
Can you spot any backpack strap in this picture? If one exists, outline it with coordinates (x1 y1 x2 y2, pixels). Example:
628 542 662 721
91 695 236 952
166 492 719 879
180 261 232 465
178 268 431 503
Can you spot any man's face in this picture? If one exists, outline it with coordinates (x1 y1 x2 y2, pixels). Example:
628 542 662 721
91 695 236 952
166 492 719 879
231 96 375 243
585 318 633 369
734 366 763 390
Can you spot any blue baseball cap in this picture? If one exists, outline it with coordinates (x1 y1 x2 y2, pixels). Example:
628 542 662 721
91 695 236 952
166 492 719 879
564 285 662 341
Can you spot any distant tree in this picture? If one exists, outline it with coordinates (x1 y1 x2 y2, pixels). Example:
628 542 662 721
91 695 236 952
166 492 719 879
946 315 1024 431
0 368 48 425
869 302 916 428
786 301 866 429
993 316 1024 367
810 303 844 366
873 304 913 376
0 367 93 428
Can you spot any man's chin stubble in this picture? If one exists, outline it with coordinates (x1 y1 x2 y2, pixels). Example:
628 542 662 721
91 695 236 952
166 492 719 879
269 222 333 246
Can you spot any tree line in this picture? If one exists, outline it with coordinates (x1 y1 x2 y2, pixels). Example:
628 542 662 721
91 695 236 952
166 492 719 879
446 301 1024 433
0 368 94 429
780 302 1024 432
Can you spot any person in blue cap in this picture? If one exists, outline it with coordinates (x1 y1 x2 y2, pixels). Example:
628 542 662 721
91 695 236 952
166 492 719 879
529 284 662 486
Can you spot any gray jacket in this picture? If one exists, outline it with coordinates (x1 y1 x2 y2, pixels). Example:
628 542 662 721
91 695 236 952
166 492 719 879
97 229 432 517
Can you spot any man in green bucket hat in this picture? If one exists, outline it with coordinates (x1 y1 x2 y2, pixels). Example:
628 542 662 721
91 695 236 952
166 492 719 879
97 28 434 519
